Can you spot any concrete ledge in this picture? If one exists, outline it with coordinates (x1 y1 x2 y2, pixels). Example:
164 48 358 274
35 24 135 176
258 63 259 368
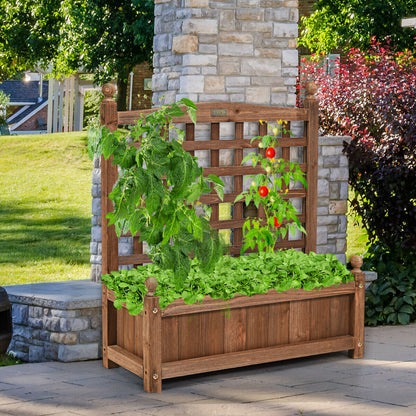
5 280 102 363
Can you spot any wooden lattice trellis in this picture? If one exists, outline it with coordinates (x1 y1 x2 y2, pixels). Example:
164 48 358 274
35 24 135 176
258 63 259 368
100 83 319 276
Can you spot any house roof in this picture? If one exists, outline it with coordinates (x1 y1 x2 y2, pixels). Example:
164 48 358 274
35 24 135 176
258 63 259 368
7 97 48 128
0 80 48 105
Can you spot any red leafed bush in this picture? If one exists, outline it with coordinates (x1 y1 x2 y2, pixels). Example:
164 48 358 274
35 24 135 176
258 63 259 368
299 40 416 251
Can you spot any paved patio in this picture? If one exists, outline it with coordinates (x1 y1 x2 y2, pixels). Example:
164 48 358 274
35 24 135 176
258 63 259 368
0 324 415 416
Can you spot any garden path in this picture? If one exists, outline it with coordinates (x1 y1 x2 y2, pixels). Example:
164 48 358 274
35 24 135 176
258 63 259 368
0 324 415 415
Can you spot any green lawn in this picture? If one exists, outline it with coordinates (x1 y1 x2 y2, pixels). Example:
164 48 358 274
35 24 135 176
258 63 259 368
346 193 369 261
0 132 92 285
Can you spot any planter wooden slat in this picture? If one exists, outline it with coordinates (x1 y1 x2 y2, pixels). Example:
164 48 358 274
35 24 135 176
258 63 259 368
310 297 331 340
161 335 354 379
160 282 355 317
107 345 143 377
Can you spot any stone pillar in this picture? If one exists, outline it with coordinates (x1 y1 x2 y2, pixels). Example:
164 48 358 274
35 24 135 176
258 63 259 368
317 136 351 264
153 0 299 106
90 156 102 282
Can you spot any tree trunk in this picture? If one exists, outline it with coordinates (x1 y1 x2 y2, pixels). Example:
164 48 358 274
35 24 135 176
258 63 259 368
116 76 128 111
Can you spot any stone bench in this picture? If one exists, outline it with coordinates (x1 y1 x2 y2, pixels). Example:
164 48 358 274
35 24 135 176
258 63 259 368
5 280 102 363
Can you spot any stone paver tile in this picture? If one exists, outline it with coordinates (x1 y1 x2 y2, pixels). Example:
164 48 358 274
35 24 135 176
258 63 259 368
0 399 77 416
341 380 416 407
140 400 299 416
365 323 416 346
308 400 413 416
363 342 416 361
0 373 67 388
58 396 168 416
175 377 304 403
256 390 369 414
0 382 21 392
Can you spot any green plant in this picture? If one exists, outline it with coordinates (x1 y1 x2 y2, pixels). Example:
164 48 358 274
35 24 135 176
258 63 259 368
299 0 415 54
103 250 353 315
88 99 224 289
0 352 22 367
83 89 104 128
235 123 307 253
365 244 416 325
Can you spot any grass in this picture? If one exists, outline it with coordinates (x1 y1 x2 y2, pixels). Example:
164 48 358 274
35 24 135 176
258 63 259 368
0 132 92 286
346 189 369 261
0 353 22 367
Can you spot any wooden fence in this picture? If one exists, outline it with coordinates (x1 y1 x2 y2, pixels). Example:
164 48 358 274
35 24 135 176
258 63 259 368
100 83 319 276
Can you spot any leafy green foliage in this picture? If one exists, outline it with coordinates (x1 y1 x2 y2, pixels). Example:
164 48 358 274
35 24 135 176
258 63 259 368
0 0 153 110
0 0 63 80
299 0 415 54
83 90 104 129
56 0 154 110
103 250 354 315
235 124 307 253
365 244 416 325
88 100 224 289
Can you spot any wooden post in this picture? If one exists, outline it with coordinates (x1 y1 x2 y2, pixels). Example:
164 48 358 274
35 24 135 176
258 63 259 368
349 255 365 358
304 82 319 254
143 277 162 393
101 83 120 369
102 285 119 369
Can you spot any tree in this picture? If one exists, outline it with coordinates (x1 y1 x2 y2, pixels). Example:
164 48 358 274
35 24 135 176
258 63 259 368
0 0 62 80
56 0 154 110
0 0 154 110
299 0 416 54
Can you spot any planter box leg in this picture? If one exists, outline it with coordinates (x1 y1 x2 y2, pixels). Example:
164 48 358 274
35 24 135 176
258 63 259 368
349 256 365 359
102 285 119 368
143 278 162 393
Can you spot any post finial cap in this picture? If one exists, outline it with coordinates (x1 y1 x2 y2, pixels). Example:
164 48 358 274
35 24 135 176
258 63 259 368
351 255 363 272
305 81 317 98
145 277 158 296
102 83 116 99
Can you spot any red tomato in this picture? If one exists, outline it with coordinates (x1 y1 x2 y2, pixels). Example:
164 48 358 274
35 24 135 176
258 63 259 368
259 186 269 197
274 216 281 227
266 147 276 159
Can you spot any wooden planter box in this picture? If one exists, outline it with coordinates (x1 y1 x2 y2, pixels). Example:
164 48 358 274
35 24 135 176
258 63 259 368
102 261 365 393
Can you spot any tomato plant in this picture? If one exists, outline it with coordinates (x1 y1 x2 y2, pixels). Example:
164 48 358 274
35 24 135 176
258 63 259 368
235 122 307 254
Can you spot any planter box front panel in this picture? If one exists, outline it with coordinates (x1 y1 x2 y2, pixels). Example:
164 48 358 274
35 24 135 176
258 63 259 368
105 284 355 364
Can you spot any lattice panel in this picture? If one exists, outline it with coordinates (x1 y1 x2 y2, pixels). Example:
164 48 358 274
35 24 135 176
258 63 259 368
101 100 318 273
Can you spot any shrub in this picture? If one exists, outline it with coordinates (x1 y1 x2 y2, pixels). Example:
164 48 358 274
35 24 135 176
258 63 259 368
299 40 416 251
299 40 416 324
364 244 416 326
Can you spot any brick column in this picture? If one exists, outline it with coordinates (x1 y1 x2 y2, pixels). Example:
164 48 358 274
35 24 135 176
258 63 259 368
153 0 299 106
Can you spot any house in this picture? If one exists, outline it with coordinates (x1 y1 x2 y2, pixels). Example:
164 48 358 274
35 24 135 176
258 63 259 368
0 73 49 134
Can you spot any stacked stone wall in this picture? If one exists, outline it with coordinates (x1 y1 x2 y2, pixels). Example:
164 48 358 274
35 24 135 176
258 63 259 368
153 0 299 106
